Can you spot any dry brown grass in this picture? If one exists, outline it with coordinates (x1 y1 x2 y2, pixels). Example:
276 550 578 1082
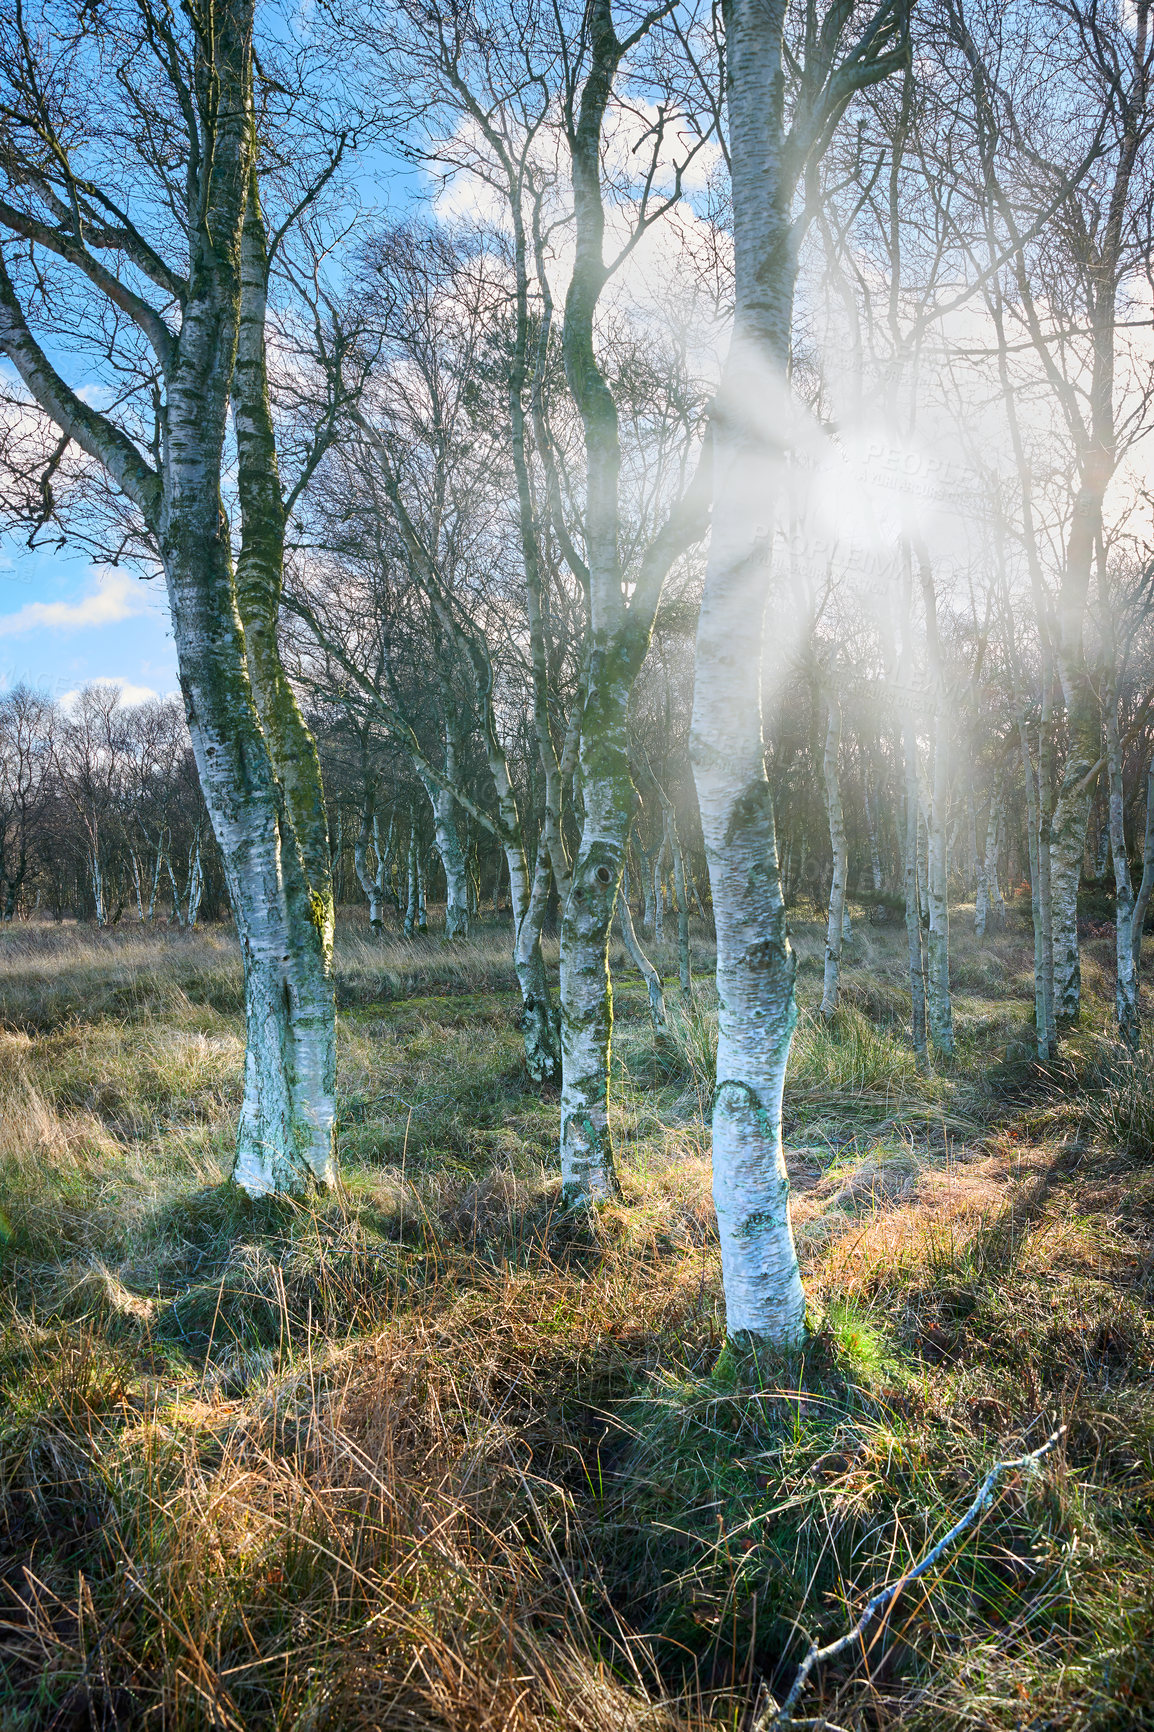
0 910 1152 1730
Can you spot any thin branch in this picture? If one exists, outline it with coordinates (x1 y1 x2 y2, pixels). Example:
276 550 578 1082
759 1427 1066 1729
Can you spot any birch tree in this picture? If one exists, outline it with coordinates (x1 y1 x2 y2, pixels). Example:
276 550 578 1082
691 0 909 1352
0 0 350 1191
335 0 722 1187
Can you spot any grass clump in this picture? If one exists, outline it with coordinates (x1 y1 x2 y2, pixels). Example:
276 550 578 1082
1080 1037 1154 1164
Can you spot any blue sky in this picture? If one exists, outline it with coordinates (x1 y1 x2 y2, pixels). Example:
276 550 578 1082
0 539 178 703
0 130 419 705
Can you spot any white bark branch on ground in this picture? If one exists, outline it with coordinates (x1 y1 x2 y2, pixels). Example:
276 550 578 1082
759 1428 1066 1729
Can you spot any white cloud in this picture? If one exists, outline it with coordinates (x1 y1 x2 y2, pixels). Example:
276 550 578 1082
0 569 148 637
58 679 164 710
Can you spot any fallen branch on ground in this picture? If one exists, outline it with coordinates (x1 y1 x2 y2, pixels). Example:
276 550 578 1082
756 1425 1067 1729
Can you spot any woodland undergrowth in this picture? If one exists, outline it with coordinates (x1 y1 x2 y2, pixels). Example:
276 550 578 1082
0 909 1151 1730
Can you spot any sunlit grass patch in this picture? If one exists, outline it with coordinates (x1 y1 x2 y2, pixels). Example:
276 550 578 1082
791 1003 923 1094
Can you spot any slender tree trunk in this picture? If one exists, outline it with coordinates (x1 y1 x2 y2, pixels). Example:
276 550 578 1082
187 837 204 927
640 837 657 936
558 666 632 1202
925 736 954 1055
653 819 669 945
166 854 184 926
1037 683 1057 1050
919 549 954 1057
512 843 561 1084
228 163 336 1194
1050 671 1098 1025
672 828 692 996
1017 716 1050 1058
975 791 991 938
147 839 163 922
131 853 146 923
420 770 469 939
821 694 848 1019
901 717 928 1068
373 812 394 914
976 787 1003 937
355 780 386 932
689 43 807 1347
91 850 106 927
404 828 417 938
1131 760 1154 978
1105 688 1139 1046
651 781 693 995
619 861 667 1034
418 713 469 939
863 767 885 917
966 781 979 899
554 0 710 1202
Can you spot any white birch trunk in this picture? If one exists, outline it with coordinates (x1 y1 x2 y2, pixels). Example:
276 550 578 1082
167 854 185 927
0 8 339 1195
131 853 146 923
925 736 955 1056
1105 682 1139 1046
228 164 336 1194
419 726 468 939
821 695 848 1019
966 783 979 900
653 821 669 945
558 688 630 1202
692 583 806 1346
689 313 806 1350
863 769 885 913
919 551 954 1058
901 717 928 1067
511 843 561 1084
404 829 417 939
1131 761 1154 978
641 842 657 936
147 840 163 922
186 837 204 928
619 862 667 1034
672 830 692 997
682 0 909 1349
355 782 386 932
976 788 1003 937
554 0 711 1203
373 812 395 913
1017 715 1050 1058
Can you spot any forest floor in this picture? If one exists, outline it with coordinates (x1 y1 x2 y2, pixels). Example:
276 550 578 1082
0 908 1152 1731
